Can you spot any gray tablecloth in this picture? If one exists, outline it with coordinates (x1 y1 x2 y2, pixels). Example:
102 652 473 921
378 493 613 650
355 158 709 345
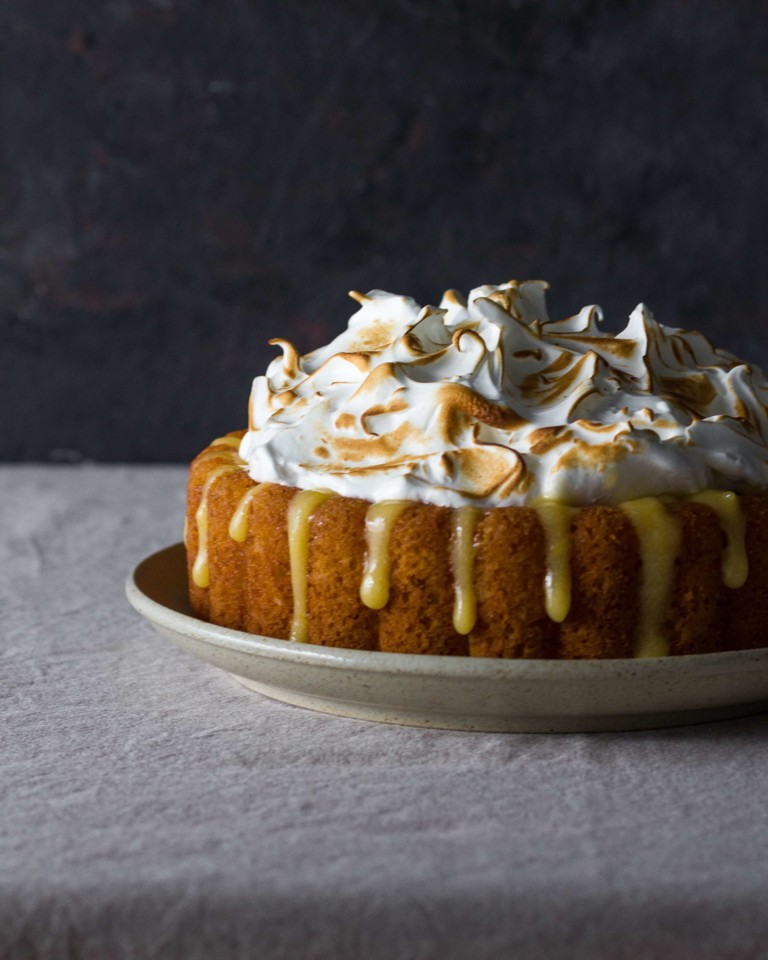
3 465 768 960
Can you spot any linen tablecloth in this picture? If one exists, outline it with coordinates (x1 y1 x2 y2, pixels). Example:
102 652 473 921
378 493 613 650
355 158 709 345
3 465 768 959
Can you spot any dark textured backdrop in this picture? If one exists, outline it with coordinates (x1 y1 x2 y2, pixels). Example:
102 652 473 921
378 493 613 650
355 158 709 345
3 0 768 461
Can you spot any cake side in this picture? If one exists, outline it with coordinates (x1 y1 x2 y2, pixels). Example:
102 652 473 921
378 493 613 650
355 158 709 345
185 436 768 658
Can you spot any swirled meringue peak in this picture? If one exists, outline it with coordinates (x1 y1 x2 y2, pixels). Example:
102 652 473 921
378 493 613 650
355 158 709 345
239 281 768 506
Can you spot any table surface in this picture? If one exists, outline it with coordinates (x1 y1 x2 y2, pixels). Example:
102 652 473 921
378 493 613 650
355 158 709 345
4 465 768 960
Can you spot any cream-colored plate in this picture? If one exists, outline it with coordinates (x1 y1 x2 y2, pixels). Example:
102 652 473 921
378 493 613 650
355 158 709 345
126 543 768 733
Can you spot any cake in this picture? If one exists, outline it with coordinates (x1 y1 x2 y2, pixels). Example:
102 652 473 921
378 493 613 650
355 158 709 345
185 281 768 658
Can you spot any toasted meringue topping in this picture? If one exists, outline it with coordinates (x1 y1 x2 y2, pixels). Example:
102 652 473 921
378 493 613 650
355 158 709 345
239 281 768 506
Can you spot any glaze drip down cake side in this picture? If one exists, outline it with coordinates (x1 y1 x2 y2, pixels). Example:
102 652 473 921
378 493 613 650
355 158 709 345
185 281 768 658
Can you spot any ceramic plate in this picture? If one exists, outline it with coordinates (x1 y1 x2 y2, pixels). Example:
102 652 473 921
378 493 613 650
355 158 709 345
126 543 768 733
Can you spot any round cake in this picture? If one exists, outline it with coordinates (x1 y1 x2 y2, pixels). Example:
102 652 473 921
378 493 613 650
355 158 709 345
185 281 768 658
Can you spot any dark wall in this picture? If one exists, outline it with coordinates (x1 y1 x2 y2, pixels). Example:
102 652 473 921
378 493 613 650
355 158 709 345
4 0 768 461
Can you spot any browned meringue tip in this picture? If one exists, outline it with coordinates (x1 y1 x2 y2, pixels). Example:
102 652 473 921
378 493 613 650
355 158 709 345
267 338 301 377
348 290 371 304
442 289 466 306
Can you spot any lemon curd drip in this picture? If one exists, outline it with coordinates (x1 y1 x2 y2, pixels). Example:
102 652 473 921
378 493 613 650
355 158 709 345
209 435 243 449
451 506 480 635
620 497 683 658
228 486 261 543
534 501 576 624
192 464 240 588
287 490 334 642
359 501 410 610
687 491 748 589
